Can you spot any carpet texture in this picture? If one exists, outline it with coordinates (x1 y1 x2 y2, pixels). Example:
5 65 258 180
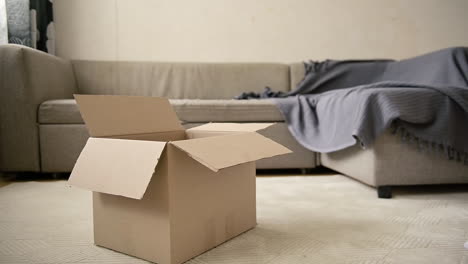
0 175 467 264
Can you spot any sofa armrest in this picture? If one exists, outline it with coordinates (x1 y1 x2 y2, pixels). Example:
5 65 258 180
0 44 77 172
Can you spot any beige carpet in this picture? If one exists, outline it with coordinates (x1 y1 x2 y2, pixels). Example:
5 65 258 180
0 175 467 264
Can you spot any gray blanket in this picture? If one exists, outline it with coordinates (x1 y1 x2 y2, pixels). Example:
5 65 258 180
274 47 468 163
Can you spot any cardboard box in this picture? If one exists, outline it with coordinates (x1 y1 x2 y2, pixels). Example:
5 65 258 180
68 95 291 264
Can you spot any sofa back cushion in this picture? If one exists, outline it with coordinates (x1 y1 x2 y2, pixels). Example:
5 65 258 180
71 61 291 99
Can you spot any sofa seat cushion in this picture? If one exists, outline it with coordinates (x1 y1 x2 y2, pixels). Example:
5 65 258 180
39 99 284 124
39 100 83 124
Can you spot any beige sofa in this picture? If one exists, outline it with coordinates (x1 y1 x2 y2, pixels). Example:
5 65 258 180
1 44 467 198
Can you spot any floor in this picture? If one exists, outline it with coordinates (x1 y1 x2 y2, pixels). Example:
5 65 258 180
0 174 467 264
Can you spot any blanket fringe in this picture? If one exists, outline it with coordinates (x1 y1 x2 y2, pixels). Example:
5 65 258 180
390 123 468 165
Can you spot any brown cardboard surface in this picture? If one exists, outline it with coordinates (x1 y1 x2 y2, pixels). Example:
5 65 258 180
170 132 292 172
74 94 184 137
186 123 276 139
187 122 274 132
186 130 233 139
108 130 187 141
93 152 171 264
69 138 166 199
167 145 256 264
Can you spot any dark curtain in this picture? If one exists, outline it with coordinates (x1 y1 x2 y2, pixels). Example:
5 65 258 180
30 0 54 53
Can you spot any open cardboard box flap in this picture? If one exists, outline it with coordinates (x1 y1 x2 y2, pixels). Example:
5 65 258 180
187 123 274 133
185 123 278 139
75 94 184 137
68 138 166 199
171 132 291 172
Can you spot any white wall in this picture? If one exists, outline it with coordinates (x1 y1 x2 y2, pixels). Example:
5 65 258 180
54 0 468 62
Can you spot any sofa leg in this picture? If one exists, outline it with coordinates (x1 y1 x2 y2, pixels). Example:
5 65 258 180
300 168 314 175
50 172 71 179
377 186 392 199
